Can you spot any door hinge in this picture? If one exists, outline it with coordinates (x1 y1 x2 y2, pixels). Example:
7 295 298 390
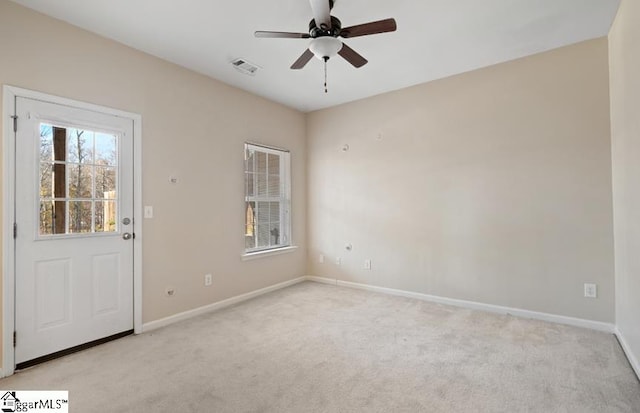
13 223 17 239
11 115 18 133
13 331 16 347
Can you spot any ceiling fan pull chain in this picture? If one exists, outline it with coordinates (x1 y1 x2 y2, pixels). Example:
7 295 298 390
324 56 328 93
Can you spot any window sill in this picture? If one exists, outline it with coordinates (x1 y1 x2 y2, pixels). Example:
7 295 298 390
241 246 298 261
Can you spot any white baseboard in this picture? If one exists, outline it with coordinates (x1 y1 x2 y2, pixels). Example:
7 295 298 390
142 277 306 332
615 327 640 380
305 276 615 333
142 274 616 340
305 275 337 285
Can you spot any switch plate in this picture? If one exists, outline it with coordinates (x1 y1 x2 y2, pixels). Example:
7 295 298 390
319 254 324 264
144 206 154 219
204 274 212 287
364 259 372 270
584 283 597 298
336 257 341 265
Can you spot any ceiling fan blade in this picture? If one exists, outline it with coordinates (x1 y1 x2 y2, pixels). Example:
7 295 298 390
340 18 397 38
291 49 315 70
309 0 332 29
255 31 310 39
338 43 368 68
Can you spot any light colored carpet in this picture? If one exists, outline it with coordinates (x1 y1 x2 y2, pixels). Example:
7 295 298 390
1 281 639 412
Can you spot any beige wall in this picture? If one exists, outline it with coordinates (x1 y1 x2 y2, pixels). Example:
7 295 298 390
0 0 307 366
609 0 640 371
307 38 615 322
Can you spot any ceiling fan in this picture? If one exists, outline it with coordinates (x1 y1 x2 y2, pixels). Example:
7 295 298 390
255 0 397 91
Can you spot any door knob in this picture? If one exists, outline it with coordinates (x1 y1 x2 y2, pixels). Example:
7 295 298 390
123 232 132 240
122 217 131 225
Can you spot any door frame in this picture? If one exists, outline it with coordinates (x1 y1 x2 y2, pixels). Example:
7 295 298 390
2 85 143 377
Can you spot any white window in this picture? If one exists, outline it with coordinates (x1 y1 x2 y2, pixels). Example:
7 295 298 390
244 143 291 253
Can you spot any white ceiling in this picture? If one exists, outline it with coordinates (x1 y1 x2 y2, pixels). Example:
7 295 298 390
11 0 620 112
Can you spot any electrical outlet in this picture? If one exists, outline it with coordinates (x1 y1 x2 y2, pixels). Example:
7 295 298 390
364 259 372 270
204 274 212 287
319 254 324 264
336 257 341 265
584 283 597 298
165 286 176 297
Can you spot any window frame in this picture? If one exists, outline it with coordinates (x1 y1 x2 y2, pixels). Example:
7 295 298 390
243 142 292 255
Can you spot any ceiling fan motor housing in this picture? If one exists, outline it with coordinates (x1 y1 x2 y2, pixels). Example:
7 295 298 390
309 16 342 37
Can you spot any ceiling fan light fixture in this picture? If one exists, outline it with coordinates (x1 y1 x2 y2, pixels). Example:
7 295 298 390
255 0 397 70
309 37 343 60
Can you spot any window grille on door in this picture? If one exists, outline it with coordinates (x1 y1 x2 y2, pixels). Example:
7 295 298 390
38 123 119 236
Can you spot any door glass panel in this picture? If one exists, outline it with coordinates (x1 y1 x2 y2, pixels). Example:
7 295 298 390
95 133 117 166
39 201 55 235
95 166 116 198
95 201 116 232
40 125 53 162
68 164 93 198
69 201 93 233
67 129 94 164
39 163 54 198
38 123 119 236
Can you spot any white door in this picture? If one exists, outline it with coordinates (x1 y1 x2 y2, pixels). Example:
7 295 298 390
15 97 134 366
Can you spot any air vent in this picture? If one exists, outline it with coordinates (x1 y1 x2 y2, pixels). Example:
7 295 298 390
231 58 261 76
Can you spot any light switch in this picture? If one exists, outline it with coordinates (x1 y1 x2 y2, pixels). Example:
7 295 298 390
144 206 154 219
